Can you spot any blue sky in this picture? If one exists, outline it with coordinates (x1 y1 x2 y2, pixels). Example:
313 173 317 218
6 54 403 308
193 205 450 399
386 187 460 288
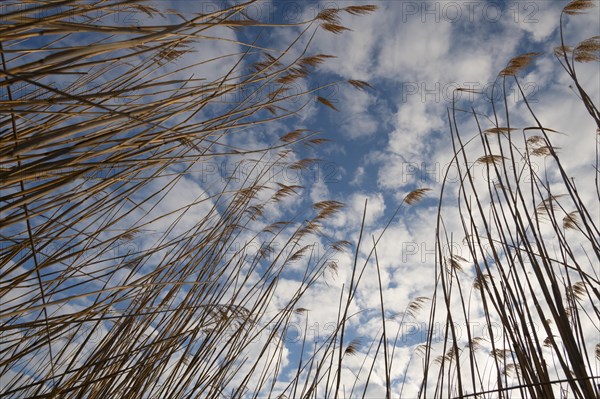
1 0 599 397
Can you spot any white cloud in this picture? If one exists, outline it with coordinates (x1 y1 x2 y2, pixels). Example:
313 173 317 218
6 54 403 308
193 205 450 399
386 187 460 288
350 165 366 187
505 0 562 42
310 175 330 203
338 85 379 139
330 192 386 229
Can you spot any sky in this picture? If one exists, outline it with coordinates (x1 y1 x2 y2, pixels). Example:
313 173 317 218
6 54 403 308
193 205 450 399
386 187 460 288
1 0 599 398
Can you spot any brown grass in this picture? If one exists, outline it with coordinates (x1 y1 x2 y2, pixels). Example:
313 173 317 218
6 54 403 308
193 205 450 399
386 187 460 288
0 1 379 398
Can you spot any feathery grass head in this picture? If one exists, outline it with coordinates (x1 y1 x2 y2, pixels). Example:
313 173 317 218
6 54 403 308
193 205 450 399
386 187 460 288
344 5 379 15
348 79 373 90
317 96 339 111
563 0 596 15
574 36 600 62
499 52 542 76
403 188 431 205
476 155 506 165
563 210 580 230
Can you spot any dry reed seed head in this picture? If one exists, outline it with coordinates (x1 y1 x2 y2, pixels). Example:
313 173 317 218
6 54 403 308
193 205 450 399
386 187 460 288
543 335 556 348
280 129 309 143
473 273 492 290
330 240 352 252
565 306 574 319
554 45 573 58
454 254 468 263
483 127 518 135
446 256 464 273
272 183 303 201
263 53 280 64
475 154 506 165
348 79 373 90
312 200 345 210
268 86 290 101
596 343 600 360
289 157 320 170
493 180 505 191
502 363 521 377
119 229 140 241
574 36 600 62
567 281 587 301
277 149 293 159
262 220 291 234
535 194 567 218
327 260 339 275
320 22 351 34
468 337 485 352
530 145 558 156
258 244 276 259
490 348 512 361
276 66 309 84
343 5 379 16
313 200 345 220
403 187 431 205
298 54 336 68
499 52 542 76
246 205 264 220
440 348 460 363
563 210 580 229
526 135 546 146
574 51 600 63
296 220 322 238
406 296 429 317
253 53 283 72
344 338 362 356
237 185 267 200
154 40 192 65
456 87 482 95
316 8 341 23
303 137 332 147
128 4 164 18
289 244 313 262
563 0 596 15
415 344 430 357
264 104 288 115
316 96 338 111
304 219 322 231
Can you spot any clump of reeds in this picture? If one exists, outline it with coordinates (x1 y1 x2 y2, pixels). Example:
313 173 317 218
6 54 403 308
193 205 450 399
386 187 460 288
421 1 600 397
0 1 378 398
